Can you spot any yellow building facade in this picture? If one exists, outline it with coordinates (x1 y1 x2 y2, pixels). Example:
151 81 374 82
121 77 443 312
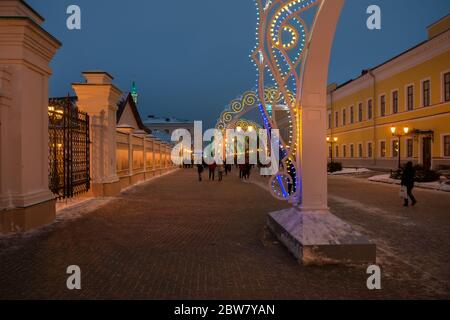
327 15 450 170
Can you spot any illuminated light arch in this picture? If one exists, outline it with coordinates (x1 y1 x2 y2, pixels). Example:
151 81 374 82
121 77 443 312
215 87 297 200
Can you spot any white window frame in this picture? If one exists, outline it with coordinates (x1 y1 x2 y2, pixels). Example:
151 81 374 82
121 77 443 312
404 83 415 111
379 139 387 158
349 143 355 158
357 102 363 122
441 133 450 158
366 141 374 159
391 89 399 114
405 137 414 159
379 93 387 117
366 98 373 120
350 105 355 124
420 77 432 108
357 142 364 158
440 69 450 103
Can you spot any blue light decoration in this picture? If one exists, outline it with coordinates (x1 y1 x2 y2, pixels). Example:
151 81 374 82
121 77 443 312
252 0 320 202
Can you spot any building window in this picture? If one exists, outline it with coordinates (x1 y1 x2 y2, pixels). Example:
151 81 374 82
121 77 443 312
380 95 386 117
407 85 414 110
392 91 399 113
368 99 373 120
368 142 373 158
444 135 450 157
423 80 430 107
342 109 347 126
343 145 347 158
350 144 354 158
407 139 413 158
328 113 332 129
335 112 339 128
445 72 450 102
358 144 363 158
380 141 386 158
392 140 399 158
335 145 339 158
358 103 363 122
350 106 354 124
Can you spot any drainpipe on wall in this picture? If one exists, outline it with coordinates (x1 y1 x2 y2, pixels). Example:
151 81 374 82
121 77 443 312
330 89 334 160
368 70 377 167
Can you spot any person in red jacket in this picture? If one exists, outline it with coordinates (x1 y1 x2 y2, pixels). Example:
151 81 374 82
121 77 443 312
209 162 217 181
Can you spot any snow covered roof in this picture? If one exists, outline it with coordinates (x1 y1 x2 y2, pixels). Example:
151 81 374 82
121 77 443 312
144 116 193 125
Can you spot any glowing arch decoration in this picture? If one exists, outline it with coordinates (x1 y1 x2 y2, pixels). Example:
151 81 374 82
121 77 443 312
251 0 324 201
216 88 282 131
252 1 374 266
229 118 262 132
215 86 298 199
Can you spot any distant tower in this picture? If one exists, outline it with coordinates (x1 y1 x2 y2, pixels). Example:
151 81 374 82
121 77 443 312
131 81 138 105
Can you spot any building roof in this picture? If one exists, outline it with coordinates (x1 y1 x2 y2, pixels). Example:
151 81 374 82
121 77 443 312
333 14 450 92
144 116 193 125
21 0 45 22
116 92 150 133
149 130 173 144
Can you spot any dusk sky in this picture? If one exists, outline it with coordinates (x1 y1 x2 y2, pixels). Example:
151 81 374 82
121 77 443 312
28 0 450 128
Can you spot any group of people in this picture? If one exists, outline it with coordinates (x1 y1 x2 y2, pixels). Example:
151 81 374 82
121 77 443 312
195 160 418 207
196 162 233 182
238 164 253 180
195 162 253 182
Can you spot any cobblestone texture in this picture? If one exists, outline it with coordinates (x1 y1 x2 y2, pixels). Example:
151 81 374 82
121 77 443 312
0 169 449 299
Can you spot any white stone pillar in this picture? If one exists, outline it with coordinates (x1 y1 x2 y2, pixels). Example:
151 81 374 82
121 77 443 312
72 71 122 197
0 1 61 232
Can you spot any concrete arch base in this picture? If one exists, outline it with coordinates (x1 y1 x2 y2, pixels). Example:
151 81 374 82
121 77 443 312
268 208 376 265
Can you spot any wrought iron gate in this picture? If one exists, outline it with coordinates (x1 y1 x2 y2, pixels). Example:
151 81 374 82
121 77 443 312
48 97 90 199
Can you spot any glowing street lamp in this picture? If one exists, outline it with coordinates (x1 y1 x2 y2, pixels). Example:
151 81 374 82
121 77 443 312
390 126 410 169
326 136 338 164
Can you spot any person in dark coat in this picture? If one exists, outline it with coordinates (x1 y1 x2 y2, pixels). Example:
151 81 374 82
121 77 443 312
401 161 417 207
197 164 204 182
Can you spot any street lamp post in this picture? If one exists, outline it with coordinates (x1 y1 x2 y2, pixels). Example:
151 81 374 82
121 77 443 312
390 126 410 169
326 136 338 164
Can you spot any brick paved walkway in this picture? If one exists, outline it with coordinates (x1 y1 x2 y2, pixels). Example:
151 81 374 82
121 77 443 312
0 169 449 299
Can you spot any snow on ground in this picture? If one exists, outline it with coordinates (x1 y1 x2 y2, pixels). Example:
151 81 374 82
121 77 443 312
329 168 372 175
368 174 450 192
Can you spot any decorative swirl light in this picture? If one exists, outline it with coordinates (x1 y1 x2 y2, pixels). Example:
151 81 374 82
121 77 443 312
252 0 320 201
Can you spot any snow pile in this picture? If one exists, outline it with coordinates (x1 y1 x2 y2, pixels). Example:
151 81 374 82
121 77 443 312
368 174 450 192
329 168 371 175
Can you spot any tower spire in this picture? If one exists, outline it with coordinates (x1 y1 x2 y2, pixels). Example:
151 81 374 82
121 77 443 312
131 81 138 105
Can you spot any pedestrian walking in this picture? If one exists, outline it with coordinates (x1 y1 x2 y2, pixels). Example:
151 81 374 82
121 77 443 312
245 164 252 180
197 164 204 182
218 164 224 182
401 161 417 207
209 162 217 181
239 164 245 179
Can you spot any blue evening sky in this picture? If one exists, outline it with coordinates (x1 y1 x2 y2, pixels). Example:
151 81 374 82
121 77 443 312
27 0 450 127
